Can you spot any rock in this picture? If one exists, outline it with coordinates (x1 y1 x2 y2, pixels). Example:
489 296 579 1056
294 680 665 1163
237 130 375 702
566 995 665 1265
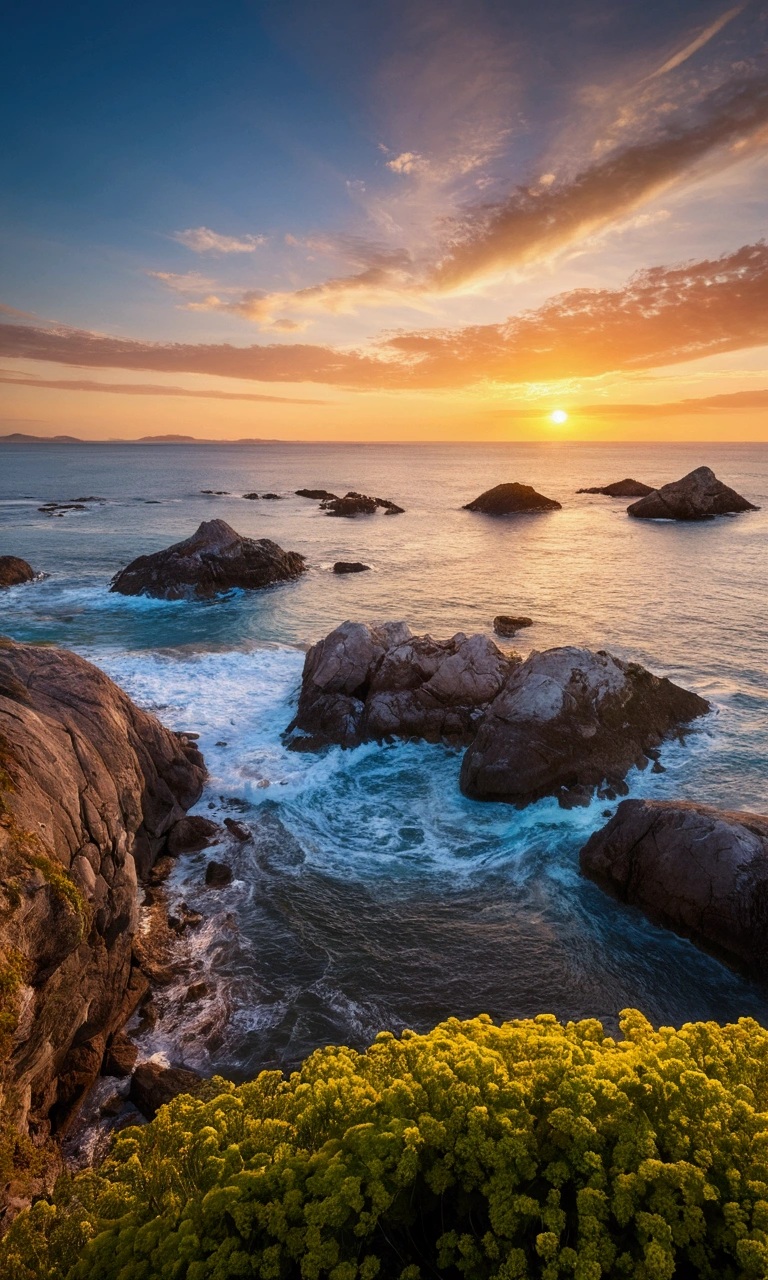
129 1061 203 1120
167 814 220 854
0 638 205 1189
102 1031 139 1078
205 860 233 887
579 799 768 974
296 488 338 500
200 489 228 494
493 615 533 636
463 483 561 514
287 620 519 750
109 519 306 599
147 855 175 885
0 556 36 588
38 503 86 515
577 478 654 497
321 492 404 517
333 562 371 574
184 982 208 1003
459 646 708 806
223 818 250 841
243 492 260 499
261 493 283 500
627 466 758 520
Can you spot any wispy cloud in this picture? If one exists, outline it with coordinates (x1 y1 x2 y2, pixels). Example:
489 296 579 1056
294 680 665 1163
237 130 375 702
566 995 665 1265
0 370 330 403
172 227 267 253
646 3 748 81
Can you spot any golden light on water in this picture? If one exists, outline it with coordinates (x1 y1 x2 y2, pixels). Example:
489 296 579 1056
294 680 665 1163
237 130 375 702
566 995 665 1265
550 409 568 424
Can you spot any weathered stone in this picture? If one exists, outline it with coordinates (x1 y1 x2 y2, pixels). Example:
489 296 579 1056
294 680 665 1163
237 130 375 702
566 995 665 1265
463 483 561 514
627 466 758 520
321 492 404 517
580 799 768 973
223 818 250 842
205 860 233 887
129 1061 203 1120
0 556 36 588
493 615 533 636
333 562 371 574
167 814 220 854
459 647 708 806
110 519 306 599
102 1031 139 1078
577 479 653 497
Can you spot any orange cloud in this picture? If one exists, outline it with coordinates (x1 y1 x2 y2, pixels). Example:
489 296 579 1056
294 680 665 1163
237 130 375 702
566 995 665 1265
0 371 330 404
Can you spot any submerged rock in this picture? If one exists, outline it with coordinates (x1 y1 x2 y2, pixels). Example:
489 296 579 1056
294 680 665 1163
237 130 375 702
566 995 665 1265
129 1061 203 1120
577 478 653 497
0 555 36 587
334 561 371 574
297 488 338 500
627 466 758 520
322 492 405 517
493 615 533 636
109 518 306 599
205 860 233 887
459 646 708 806
287 620 519 750
463 483 561 515
580 799 768 974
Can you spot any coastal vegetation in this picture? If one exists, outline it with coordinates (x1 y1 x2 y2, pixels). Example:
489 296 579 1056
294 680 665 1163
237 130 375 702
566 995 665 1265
4 1011 768 1279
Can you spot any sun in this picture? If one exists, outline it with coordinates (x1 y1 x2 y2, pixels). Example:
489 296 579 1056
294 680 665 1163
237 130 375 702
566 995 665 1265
550 409 568 425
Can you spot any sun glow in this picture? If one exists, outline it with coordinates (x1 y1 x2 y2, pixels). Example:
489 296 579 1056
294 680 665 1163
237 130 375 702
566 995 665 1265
550 409 568 424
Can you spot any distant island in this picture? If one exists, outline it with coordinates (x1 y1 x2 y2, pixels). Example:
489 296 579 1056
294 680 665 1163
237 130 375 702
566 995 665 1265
0 432 287 443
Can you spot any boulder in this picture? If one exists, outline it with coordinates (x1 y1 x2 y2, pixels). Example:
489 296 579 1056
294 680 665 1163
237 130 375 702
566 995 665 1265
627 466 758 520
102 1031 139 1078
321 492 404 517
333 562 371 574
493 615 533 636
167 814 220 854
463 483 561 514
205 860 233 887
580 799 768 974
109 519 306 599
459 646 708 806
0 556 36 588
129 1061 203 1120
287 620 519 750
223 818 250 841
296 488 338 500
577 479 653 497
261 493 283 500
243 492 260 500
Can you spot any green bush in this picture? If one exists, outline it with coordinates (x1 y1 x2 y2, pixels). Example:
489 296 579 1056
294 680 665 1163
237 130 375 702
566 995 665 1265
3 1010 768 1280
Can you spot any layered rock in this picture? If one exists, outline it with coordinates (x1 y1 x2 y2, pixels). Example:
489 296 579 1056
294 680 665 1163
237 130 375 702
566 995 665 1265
463 483 561 515
0 639 205 1220
459 647 708 806
287 621 518 749
110 519 306 599
627 466 758 520
577 479 653 497
580 799 768 974
0 558 35 588
321 492 405 517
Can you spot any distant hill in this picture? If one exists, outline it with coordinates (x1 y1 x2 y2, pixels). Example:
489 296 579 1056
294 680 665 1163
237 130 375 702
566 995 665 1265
0 432 84 442
0 432 286 443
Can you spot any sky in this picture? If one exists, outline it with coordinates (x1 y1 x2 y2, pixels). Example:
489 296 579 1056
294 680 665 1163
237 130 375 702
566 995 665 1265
2 0 768 441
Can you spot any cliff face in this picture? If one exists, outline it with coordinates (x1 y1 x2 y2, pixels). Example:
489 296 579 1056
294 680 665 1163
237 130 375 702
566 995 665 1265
0 638 205 1224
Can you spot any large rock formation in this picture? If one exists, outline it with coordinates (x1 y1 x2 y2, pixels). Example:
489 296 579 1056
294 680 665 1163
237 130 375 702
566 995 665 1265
463 483 561 515
579 799 768 974
287 621 518 750
321 492 404 517
577 479 653 497
459 647 708 806
627 466 758 520
0 558 36 588
0 639 205 1221
110 519 306 599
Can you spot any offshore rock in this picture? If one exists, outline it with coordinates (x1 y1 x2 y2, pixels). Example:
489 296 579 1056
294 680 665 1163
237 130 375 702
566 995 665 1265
580 799 768 974
493 615 533 636
459 646 708 806
129 1061 203 1120
287 620 519 750
627 466 758 520
333 561 371 574
166 814 220 854
463 483 561 515
0 557 36 588
322 492 405 517
577 478 653 497
296 488 338 500
109 519 306 599
0 639 204 1220
205 860 233 887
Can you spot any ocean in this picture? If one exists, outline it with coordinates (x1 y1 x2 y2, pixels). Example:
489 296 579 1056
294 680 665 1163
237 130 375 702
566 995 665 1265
2 440 768 1084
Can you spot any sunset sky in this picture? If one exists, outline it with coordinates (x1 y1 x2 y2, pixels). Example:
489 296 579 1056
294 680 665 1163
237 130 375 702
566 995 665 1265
2 0 768 441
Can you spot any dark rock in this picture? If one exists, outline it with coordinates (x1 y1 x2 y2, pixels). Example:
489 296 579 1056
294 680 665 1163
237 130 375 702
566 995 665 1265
167 814 220 854
627 466 758 520
459 646 708 806
69 496 106 503
577 479 653 497
200 489 228 494
296 488 338 500
0 556 36 588
580 799 768 974
129 1061 203 1120
184 982 208 1003
147 855 175 885
109 519 306 599
223 817 250 841
205 860 233 887
38 503 86 514
493 615 533 636
463 483 561 514
333 562 371 574
243 492 260 499
99 1093 126 1117
287 620 519 750
261 493 283 500
322 492 404 517
103 1031 139 1078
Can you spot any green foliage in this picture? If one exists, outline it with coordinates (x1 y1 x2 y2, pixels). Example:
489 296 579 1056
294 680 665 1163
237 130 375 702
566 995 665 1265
4 1010 768 1279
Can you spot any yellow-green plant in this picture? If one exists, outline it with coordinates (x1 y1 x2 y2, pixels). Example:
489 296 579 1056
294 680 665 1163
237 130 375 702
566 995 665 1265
3 1010 768 1279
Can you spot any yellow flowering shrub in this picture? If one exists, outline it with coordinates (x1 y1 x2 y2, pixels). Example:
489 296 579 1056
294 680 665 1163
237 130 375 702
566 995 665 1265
3 1009 768 1279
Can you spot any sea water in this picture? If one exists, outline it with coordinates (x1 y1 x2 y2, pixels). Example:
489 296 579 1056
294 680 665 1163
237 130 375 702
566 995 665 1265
2 440 768 1084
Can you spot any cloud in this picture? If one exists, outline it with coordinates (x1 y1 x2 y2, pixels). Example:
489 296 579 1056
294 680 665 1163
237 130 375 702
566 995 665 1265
147 270 221 294
386 151 429 175
0 371 330 404
647 3 747 81
3 241 768 390
172 227 267 253
494 388 768 418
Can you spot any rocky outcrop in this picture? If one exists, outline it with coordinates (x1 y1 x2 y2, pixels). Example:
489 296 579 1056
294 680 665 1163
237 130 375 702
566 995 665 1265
334 562 370 574
0 558 35 588
322 492 405 517
493 615 532 636
463 483 561 515
287 621 519 750
109 519 306 599
166 814 220 854
128 1061 203 1120
577 479 653 497
459 647 708 806
579 799 768 974
297 488 338 500
0 639 205 1219
627 466 758 520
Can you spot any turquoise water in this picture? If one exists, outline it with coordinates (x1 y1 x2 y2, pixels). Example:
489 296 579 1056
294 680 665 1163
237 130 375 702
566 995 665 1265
2 440 768 1077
